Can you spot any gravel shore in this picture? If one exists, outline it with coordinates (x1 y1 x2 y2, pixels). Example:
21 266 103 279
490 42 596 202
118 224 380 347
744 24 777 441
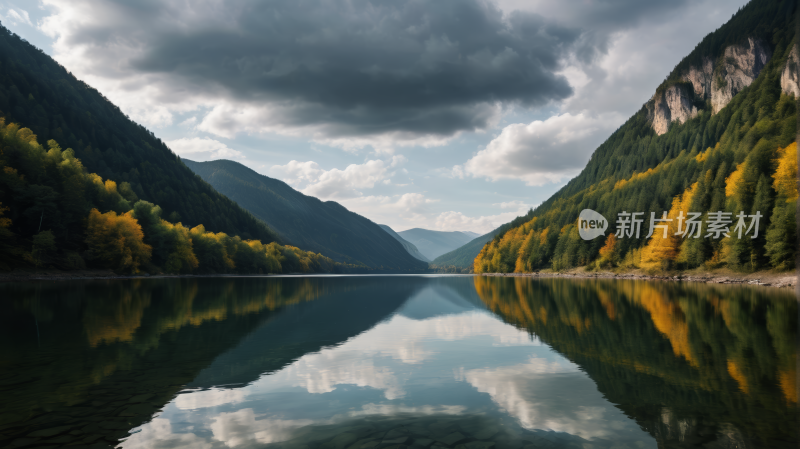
481 269 797 289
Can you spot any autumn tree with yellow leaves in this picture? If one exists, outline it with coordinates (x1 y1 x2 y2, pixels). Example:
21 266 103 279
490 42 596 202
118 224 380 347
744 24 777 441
85 209 152 273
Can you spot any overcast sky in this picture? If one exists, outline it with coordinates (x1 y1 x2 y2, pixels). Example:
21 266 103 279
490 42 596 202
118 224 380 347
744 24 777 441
1 0 749 233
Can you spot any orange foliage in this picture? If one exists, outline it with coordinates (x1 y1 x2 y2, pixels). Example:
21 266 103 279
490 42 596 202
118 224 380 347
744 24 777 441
85 208 152 273
640 182 697 270
85 290 150 348
599 234 617 259
0 202 10 230
725 163 745 197
773 142 797 201
614 167 658 190
727 359 750 394
624 282 697 366
778 367 797 404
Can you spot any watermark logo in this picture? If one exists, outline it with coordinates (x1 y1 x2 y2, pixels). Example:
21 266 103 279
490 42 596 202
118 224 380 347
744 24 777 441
576 210 763 241
578 209 608 240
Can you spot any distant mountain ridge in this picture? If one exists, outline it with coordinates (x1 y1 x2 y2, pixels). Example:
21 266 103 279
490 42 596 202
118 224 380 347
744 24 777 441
397 228 477 260
183 159 428 271
431 209 536 269
379 225 430 262
432 229 499 269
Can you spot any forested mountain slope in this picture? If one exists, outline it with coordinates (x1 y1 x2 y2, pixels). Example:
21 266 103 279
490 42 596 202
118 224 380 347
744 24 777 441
378 224 430 262
475 0 798 273
397 228 477 260
0 118 343 274
0 23 277 243
184 159 428 271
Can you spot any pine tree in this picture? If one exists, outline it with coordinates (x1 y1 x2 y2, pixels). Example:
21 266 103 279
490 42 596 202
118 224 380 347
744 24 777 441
748 175 773 268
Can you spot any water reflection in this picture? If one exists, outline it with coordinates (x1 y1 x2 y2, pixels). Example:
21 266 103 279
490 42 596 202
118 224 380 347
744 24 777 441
474 277 798 448
0 276 795 449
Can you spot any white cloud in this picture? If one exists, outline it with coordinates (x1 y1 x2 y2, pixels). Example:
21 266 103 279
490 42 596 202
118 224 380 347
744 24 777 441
179 116 198 128
166 137 244 162
270 156 406 200
449 165 466 179
463 112 622 186
464 357 648 440
210 409 313 447
174 388 246 410
199 104 473 153
434 206 531 235
337 193 438 229
286 351 405 400
204 404 468 447
3 7 33 26
121 418 212 449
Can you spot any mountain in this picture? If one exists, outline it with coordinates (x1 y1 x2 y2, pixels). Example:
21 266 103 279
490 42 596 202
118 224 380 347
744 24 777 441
397 228 477 260
462 231 481 238
0 24 277 244
431 209 538 269
378 224 430 262
432 228 501 269
183 159 428 271
475 0 798 273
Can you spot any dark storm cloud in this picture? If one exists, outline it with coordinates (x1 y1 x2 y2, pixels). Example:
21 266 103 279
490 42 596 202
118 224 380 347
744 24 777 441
506 0 692 64
52 0 692 139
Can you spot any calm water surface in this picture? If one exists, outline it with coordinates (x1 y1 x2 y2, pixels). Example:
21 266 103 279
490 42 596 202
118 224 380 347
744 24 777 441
0 276 796 449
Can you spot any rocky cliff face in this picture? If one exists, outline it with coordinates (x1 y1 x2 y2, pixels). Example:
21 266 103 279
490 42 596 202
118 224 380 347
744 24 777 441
710 38 771 113
781 44 799 97
685 58 715 99
648 84 698 135
648 38 772 135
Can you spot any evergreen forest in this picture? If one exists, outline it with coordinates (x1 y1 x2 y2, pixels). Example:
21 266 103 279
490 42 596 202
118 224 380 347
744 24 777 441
475 0 798 274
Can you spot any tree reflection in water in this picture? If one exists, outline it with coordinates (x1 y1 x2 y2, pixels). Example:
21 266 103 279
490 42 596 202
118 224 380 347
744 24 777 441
474 276 797 448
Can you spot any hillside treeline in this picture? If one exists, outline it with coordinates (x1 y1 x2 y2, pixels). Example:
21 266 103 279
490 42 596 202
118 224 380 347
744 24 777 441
0 118 347 274
0 23 280 244
475 4 797 274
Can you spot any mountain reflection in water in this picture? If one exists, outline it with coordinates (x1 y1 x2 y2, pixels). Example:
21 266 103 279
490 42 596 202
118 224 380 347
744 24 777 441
0 276 795 449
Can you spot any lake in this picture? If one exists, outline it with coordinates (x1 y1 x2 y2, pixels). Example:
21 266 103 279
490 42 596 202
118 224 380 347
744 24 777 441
0 275 796 449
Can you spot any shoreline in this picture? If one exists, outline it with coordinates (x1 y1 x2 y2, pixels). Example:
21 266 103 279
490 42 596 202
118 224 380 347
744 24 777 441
0 270 464 283
0 270 291 283
0 268 795 290
480 269 797 289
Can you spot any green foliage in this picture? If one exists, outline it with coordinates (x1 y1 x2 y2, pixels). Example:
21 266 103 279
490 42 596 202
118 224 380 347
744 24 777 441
0 117 347 275
27 230 56 267
765 201 797 270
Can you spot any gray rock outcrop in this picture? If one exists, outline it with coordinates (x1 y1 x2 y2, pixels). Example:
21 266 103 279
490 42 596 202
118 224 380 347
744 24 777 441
648 38 772 135
648 84 698 135
685 58 714 99
780 44 799 97
710 38 771 113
